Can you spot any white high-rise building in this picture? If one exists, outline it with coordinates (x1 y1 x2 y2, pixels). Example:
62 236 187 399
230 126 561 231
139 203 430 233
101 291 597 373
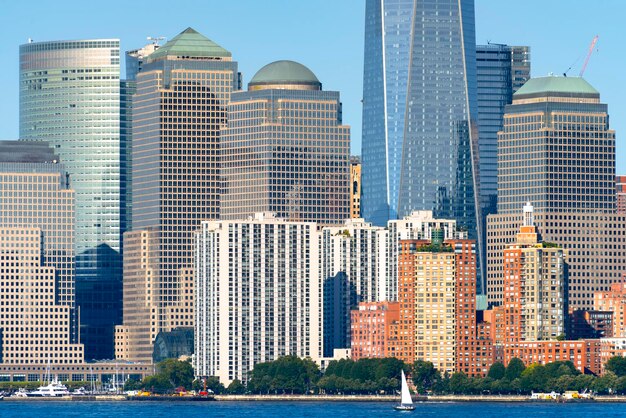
194 213 320 384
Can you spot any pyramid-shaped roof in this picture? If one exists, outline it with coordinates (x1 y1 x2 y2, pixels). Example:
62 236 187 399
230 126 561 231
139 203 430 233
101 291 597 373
514 76 598 97
147 27 231 62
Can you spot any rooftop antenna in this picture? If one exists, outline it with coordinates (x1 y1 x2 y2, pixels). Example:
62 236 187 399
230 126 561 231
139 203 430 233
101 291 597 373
579 35 599 77
147 36 166 46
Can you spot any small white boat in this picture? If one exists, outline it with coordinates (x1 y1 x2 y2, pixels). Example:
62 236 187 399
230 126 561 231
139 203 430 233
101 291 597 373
27 378 70 397
11 388 28 398
394 369 415 411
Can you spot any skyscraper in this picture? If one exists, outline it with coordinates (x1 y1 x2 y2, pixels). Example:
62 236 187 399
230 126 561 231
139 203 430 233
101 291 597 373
361 0 482 289
0 141 84 364
116 28 239 362
194 213 320 384
19 39 122 359
221 60 350 226
361 0 413 226
476 44 530 225
487 76 625 310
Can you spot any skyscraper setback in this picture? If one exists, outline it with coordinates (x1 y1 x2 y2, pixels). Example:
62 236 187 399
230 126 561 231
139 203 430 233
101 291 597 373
116 28 239 362
361 0 482 289
19 39 123 359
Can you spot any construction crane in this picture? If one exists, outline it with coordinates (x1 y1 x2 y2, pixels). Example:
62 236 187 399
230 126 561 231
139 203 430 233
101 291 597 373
579 35 599 77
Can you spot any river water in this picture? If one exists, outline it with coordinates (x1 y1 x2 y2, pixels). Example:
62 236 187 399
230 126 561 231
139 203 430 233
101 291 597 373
1 400 625 417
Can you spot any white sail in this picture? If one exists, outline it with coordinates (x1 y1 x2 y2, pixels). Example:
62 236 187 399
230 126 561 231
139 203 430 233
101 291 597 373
400 369 413 405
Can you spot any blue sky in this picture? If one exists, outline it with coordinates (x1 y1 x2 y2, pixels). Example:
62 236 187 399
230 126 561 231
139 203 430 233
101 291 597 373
0 0 624 171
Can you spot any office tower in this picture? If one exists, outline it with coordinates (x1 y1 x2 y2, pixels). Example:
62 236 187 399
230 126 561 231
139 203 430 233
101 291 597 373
319 218 384 357
350 301 399 360
487 76 626 310
362 0 482 290
617 176 626 214
194 213 320 385
19 39 122 358
389 238 491 376
350 156 362 219
476 44 530 261
116 28 239 363
0 141 84 364
221 60 350 226
361 0 412 226
120 43 160 237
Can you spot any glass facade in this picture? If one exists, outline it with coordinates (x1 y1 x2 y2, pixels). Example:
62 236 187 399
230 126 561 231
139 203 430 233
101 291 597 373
476 44 530 289
362 1 482 288
476 45 530 213
19 40 122 358
361 0 413 226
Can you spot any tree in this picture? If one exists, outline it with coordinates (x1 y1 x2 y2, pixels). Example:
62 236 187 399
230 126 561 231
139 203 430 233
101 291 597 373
412 360 440 392
124 378 142 391
448 372 470 394
192 376 225 394
487 362 505 380
505 358 526 381
606 356 626 377
520 363 547 393
227 379 246 394
247 355 321 394
156 359 194 390
142 374 172 394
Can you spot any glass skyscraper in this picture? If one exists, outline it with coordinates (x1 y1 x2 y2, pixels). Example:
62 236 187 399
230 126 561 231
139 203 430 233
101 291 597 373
361 0 412 226
362 0 482 288
476 44 530 217
19 39 122 359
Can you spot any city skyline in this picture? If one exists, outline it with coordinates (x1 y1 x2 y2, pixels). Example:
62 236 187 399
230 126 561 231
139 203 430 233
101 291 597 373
0 0 625 171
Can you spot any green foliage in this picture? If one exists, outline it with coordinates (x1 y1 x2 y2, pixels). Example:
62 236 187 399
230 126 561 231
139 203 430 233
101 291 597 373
606 356 626 377
142 374 172 394
417 244 453 253
124 378 142 391
505 358 526 381
448 372 470 394
318 358 404 394
227 379 246 394
191 376 225 394
541 242 561 248
156 358 194 389
412 360 441 392
487 362 505 380
247 355 320 394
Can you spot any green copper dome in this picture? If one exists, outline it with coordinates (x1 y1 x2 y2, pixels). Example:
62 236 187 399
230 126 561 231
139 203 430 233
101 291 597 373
146 27 231 62
249 60 321 90
514 76 599 97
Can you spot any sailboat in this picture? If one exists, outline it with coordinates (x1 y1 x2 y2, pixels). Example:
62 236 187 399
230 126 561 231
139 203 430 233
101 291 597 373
394 369 415 411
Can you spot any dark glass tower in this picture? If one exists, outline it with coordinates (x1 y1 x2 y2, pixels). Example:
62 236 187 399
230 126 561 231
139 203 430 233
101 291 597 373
362 0 483 288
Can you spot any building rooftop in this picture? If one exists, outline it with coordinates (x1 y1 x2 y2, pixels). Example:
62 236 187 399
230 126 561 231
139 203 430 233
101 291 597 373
146 27 231 62
514 76 599 97
0 141 59 163
249 60 321 90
